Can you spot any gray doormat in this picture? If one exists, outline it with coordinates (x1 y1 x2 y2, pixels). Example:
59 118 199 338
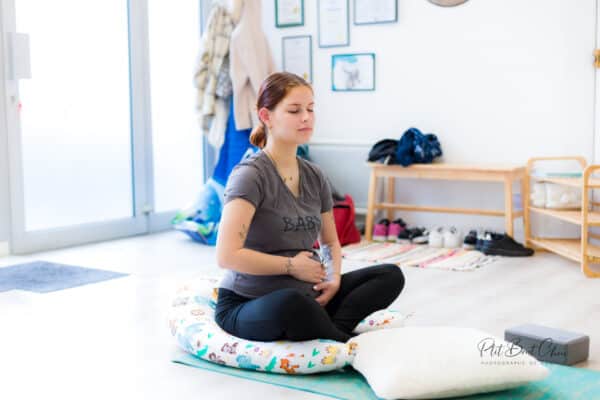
0 261 128 293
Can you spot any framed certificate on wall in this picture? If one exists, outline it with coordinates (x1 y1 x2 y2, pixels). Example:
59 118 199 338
331 53 376 91
318 0 349 48
276 0 304 28
282 35 313 83
354 0 397 25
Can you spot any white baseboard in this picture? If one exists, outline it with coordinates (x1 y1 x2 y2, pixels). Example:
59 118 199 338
0 241 10 257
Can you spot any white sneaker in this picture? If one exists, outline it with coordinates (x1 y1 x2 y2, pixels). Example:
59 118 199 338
428 227 444 248
443 226 462 248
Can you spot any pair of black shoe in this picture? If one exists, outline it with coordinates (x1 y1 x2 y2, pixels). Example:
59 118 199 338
470 231 534 257
397 227 428 244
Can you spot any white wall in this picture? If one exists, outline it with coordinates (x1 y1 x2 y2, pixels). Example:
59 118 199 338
263 0 595 159
261 0 596 237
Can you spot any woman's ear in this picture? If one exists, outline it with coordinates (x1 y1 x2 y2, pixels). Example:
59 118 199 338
258 107 271 127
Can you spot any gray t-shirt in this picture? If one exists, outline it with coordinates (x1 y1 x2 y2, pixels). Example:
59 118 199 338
219 150 333 299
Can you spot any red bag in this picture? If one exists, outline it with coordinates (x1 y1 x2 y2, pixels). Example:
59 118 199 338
333 194 362 246
314 194 362 247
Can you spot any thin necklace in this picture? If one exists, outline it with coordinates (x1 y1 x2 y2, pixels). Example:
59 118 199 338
264 149 294 184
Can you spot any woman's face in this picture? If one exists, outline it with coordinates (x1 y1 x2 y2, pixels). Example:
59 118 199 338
264 86 314 145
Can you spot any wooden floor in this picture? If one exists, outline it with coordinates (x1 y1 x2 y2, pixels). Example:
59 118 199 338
0 231 598 400
370 251 600 372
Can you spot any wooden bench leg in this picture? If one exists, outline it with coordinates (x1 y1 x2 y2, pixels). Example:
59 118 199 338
504 178 514 236
521 174 530 246
387 177 395 221
365 169 378 241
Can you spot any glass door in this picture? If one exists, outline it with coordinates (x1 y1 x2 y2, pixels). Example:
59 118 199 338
2 0 204 253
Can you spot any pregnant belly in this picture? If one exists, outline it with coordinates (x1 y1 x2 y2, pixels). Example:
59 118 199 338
233 273 320 299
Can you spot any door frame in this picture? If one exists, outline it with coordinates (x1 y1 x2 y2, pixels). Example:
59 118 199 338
0 0 12 255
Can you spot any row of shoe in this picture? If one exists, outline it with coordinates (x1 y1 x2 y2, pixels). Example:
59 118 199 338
372 219 534 257
373 219 446 245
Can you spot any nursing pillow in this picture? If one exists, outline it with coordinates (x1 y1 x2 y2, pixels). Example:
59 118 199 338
167 277 408 374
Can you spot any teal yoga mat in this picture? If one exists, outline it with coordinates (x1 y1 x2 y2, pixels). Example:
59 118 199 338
173 353 600 399
173 352 377 400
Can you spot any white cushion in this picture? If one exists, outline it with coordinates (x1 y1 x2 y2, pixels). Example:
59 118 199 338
352 327 549 399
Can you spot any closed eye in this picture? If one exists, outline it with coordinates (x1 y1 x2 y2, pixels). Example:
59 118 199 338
288 109 314 114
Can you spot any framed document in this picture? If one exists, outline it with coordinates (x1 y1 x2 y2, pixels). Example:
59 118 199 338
317 0 349 48
331 53 375 91
282 35 313 83
354 0 397 25
276 0 304 28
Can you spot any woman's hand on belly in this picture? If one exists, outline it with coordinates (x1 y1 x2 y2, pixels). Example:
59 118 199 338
289 251 327 283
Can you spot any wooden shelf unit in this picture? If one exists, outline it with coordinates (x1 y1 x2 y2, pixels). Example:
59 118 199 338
524 156 600 277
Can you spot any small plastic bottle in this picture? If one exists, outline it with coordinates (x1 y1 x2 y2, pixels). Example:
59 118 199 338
319 245 334 281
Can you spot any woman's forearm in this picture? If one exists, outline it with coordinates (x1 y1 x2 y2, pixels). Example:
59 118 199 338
219 248 290 275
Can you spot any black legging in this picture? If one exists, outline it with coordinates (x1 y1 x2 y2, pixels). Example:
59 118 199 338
215 264 405 343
